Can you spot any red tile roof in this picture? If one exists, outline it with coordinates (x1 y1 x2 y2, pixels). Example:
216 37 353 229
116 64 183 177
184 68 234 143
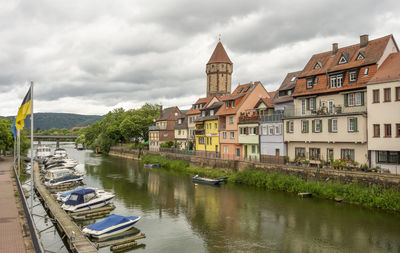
299 35 394 78
293 35 397 97
273 71 301 104
216 82 260 115
207 42 232 64
186 96 217 115
368 52 400 84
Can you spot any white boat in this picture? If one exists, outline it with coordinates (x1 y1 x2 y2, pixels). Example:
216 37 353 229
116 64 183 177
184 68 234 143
36 145 52 160
82 215 141 239
77 144 84 150
54 148 68 158
56 187 96 203
44 168 77 181
44 174 84 187
61 188 115 213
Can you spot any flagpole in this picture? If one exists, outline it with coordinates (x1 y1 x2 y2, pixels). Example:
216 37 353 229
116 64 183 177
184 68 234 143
30 81 34 212
17 130 20 178
13 137 16 172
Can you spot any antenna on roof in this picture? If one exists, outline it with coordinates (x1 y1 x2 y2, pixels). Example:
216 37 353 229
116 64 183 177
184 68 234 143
218 34 221 42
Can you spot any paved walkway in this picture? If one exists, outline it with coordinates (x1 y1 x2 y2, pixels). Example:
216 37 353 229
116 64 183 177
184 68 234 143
0 157 27 253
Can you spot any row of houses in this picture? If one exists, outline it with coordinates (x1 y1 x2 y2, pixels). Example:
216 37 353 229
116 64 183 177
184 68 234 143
149 35 400 173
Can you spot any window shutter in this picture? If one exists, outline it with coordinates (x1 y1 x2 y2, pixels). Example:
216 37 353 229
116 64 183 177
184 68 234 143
344 94 348 107
255 127 259 135
312 120 315 133
306 120 309 133
286 121 289 133
361 92 365 106
319 120 323 132
312 98 316 109
354 118 358 132
306 99 310 110
328 119 332 132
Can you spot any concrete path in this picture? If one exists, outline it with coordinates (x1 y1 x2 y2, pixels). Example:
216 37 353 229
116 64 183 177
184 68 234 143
0 157 27 253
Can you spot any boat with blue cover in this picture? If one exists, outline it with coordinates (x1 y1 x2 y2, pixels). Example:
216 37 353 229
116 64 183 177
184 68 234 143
144 163 160 168
82 214 141 239
192 175 225 185
56 186 96 203
61 188 115 213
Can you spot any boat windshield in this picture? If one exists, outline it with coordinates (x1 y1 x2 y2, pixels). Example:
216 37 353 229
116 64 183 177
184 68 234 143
68 194 79 201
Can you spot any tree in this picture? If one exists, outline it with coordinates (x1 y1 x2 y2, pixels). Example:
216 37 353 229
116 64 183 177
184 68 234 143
0 119 13 152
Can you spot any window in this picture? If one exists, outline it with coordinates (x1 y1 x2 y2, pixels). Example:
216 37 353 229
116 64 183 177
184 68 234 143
341 149 355 161
209 137 212 145
309 97 316 110
301 99 306 115
348 118 358 132
373 89 380 103
268 126 274 135
338 55 347 64
373 124 380 137
240 127 245 135
349 71 357 82
314 62 322 69
210 110 214 116
250 127 256 135
328 100 334 113
396 87 400 101
330 74 343 88
236 148 240 158
199 137 205 144
232 101 235 108
230 132 235 139
379 151 400 164
295 148 305 158
229 116 234 124
251 145 256 153
385 124 392 137
363 68 369 76
307 79 313 89
397 124 400 137
384 88 391 102
356 52 365 60
313 119 322 133
225 102 229 109
287 121 294 133
201 111 206 117
262 127 267 135
291 76 296 81
309 148 321 160
347 92 363 106
206 137 209 145
214 123 217 129
178 119 182 124
275 126 281 135
301 120 309 133
328 119 338 132
178 130 181 135
223 132 227 139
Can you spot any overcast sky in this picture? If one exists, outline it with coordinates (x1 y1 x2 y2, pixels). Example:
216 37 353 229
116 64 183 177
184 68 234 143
1 0 400 116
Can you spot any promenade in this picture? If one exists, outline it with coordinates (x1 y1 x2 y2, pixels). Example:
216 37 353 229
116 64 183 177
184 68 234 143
0 157 27 253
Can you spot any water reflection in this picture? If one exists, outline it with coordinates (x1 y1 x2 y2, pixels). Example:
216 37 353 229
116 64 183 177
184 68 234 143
77 150 400 253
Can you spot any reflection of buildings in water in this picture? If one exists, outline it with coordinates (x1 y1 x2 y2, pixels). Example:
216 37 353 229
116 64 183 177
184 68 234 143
147 172 160 196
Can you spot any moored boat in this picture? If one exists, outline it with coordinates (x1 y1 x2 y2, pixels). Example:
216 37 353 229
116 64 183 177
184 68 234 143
44 168 78 181
192 175 224 185
44 174 84 187
36 145 52 160
54 148 68 158
61 188 115 213
56 186 96 203
82 215 141 239
143 163 160 168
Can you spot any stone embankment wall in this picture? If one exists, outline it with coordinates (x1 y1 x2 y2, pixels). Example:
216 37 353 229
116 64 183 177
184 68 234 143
109 147 400 190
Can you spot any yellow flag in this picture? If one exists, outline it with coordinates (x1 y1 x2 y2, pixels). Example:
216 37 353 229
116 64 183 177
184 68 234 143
15 87 32 130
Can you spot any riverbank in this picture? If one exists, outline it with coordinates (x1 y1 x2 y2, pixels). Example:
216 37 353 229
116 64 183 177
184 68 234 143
142 154 400 212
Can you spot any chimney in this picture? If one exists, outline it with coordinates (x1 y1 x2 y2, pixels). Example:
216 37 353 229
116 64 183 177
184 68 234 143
360 34 369 48
332 43 338 55
159 105 163 117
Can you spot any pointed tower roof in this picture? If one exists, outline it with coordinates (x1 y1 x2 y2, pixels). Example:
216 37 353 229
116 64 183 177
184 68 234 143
207 42 232 64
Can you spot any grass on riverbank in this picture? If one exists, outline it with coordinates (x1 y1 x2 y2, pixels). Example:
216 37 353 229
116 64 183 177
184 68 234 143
142 154 400 212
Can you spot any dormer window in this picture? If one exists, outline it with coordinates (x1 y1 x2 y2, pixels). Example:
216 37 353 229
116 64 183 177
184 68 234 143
238 88 243 93
200 104 203 109
201 111 205 117
363 68 369 76
225 101 229 109
356 52 365 60
210 110 214 116
330 74 343 88
306 79 313 89
314 62 322 69
291 76 296 82
178 119 182 124
349 71 357 83
338 55 348 65
232 101 235 108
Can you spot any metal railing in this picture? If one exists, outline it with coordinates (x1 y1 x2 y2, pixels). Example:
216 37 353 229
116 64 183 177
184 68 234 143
149 125 167 130
284 105 367 118
260 113 283 122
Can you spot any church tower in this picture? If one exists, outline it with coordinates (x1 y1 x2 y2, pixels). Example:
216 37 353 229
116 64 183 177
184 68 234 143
206 42 233 97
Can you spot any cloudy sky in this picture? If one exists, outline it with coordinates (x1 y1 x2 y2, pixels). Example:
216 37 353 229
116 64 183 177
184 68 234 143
1 0 400 116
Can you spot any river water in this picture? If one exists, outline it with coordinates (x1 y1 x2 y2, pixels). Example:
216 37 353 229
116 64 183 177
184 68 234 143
34 143 400 253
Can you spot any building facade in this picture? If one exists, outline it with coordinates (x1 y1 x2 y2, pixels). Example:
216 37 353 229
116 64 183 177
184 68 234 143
174 114 189 150
284 34 398 165
367 52 400 173
149 106 183 151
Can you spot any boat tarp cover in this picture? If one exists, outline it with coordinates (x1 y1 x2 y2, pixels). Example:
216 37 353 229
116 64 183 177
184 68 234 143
59 187 85 198
50 174 81 184
65 188 95 206
87 215 138 231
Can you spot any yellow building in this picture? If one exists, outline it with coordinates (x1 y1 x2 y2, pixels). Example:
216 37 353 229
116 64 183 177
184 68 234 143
195 102 223 153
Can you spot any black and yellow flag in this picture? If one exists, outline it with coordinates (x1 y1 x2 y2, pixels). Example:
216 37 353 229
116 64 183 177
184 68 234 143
15 87 32 130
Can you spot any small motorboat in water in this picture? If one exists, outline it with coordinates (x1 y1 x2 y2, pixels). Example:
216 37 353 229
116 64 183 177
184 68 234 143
44 174 84 187
54 148 68 158
44 168 78 181
61 188 115 213
192 175 225 185
143 163 160 168
82 215 141 239
36 145 52 160
56 187 96 203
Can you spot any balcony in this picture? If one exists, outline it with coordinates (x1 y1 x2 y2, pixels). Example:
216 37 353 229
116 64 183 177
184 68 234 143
284 104 367 119
239 115 260 123
194 129 205 135
260 113 283 122
149 125 167 130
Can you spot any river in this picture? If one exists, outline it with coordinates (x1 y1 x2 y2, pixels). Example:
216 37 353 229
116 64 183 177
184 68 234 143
34 143 400 253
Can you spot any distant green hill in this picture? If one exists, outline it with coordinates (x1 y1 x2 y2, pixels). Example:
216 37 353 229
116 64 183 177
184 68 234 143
1 113 103 130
